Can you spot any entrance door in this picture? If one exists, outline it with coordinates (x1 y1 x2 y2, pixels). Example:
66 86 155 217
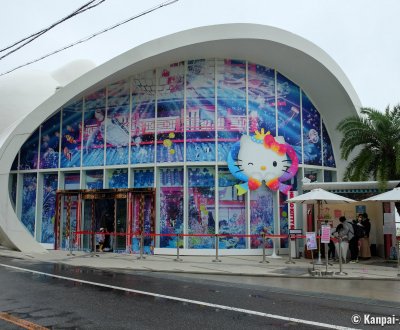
115 199 127 252
55 188 155 253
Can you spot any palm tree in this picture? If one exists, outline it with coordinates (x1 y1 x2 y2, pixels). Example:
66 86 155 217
336 104 400 188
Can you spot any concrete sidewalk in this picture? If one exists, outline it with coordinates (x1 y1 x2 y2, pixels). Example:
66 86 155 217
1 246 399 280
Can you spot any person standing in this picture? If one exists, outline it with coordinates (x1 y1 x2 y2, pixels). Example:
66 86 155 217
359 213 372 259
334 216 353 263
349 217 359 263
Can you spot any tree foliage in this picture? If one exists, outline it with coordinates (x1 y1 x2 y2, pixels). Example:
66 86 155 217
336 105 400 188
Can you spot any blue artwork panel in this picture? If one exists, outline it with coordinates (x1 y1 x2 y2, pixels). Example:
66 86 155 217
188 167 215 249
186 59 216 162
64 172 80 190
217 59 247 162
40 112 60 169
248 63 276 135
41 173 57 243
218 168 246 249
61 101 82 168
217 98 246 162
322 121 336 168
156 100 184 162
108 169 128 188
133 169 154 188
277 73 302 162
187 59 215 99
250 186 274 249
21 173 37 235
105 105 130 165
131 70 156 164
156 63 184 164
83 89 106 167
186 99 216 162
302 92 322 166
19 129 39 170
217 59 246 99
86 170 103 189
159 168 184 248
82 108 105 167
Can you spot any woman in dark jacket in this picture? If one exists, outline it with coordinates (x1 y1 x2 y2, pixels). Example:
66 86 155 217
359 213 371 259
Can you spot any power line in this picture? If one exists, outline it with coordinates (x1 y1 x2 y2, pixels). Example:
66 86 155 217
0 0 106 60
0 0 179 77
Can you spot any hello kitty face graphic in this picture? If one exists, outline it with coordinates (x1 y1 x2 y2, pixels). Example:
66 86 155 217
227 130 299 195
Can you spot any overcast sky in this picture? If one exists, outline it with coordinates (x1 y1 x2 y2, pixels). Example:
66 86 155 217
1 0 399 114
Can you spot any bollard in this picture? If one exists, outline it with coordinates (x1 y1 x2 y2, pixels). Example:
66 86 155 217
212 234 221 262
137 232 146 260
260 232 269 263
174 233 183 262
285 234 295 264
335 238 347 276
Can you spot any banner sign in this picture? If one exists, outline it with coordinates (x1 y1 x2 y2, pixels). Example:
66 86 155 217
306 232 317 250
320 225 331 244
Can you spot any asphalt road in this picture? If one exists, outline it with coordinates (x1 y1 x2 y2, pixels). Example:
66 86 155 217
0 255 399 329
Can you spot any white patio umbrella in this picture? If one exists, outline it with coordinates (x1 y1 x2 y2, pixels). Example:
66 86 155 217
286 188 356 218
286 188 356 264
363 187 400 276
362 187 400 202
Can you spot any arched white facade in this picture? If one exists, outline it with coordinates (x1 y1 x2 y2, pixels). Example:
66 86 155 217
0 24 361 252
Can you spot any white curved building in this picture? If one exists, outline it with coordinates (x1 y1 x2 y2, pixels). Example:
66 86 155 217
0 24 361 254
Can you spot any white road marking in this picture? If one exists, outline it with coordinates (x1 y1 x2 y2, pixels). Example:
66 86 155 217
0 263 358 330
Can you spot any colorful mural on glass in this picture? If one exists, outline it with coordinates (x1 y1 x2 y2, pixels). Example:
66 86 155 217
248 63 276 135
157 62 185 163
41 173 57 244
61 101 82 168
133 169 153 188
64 172 80 190
186 59 216 162
21 173 37 235
131 70 156 164
217 59 247 162
12 58 338 249
250 186 274 249
108 169 128 188
188 167 215 248
302 92 322 166
40 112 60 169
86 170 103 189
159 168 184 248
106 81 130 165
83 89 106 167
218 168 246 249
322 121 336 167
19 130 39 170
277 73 302 162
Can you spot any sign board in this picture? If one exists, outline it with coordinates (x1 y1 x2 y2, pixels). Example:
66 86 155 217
306 232 317 250
320 225 331 244
289 229 302 235
288 191 297 230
